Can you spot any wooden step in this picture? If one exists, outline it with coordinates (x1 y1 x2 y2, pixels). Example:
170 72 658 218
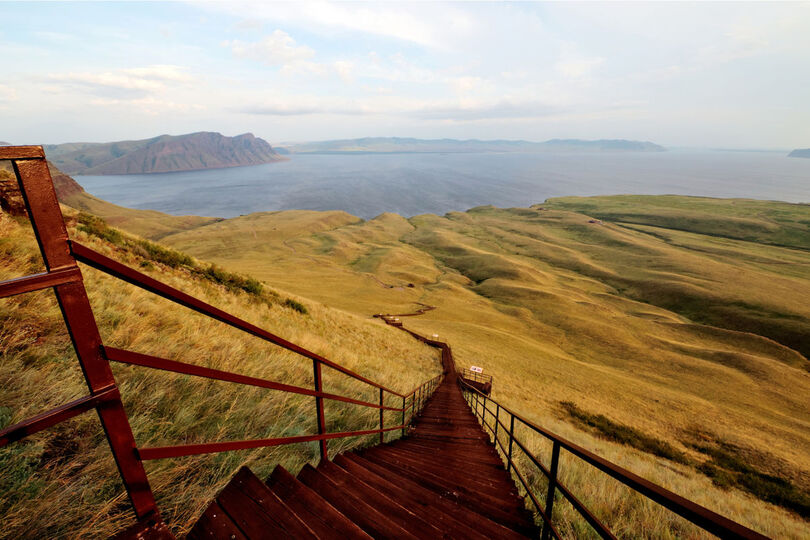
187 502 246 540
297 463 419 539
189 467 317 539
364 446 523 504
316 460 446 538
360 449 536 535
265 465 371 540
335 453 515 540
382 443 516 493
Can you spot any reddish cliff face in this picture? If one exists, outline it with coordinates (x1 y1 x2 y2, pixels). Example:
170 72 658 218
46 132 286 175
49 161 85 199
0 169 26 216
0 162 87 216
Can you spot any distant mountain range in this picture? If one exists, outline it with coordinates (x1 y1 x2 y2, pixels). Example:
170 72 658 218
788 148 810 158
43 132 285 175
278 137 666 154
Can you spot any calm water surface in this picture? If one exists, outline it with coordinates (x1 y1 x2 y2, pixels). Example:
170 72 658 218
76 151 810 219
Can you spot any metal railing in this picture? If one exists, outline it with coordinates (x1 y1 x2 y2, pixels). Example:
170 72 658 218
0 146 442 533
459 378 767 540
461 367 493 384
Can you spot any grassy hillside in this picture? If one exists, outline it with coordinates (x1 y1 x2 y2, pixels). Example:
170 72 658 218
0 209 439 538
162 195 810 537
545 195 810 250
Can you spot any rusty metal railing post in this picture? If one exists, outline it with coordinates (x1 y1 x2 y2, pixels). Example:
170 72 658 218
506 413 516 474
482 394 488 435
379 388 384 444
494 403 500 442
541 442 561 540
401 395 406 436
11 151 160 522
312 358 327 461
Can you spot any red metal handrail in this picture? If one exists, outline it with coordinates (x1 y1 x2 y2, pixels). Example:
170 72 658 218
459 377 768 540
0 146 443 535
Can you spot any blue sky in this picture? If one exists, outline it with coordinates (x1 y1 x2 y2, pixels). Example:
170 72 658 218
1 1 808 148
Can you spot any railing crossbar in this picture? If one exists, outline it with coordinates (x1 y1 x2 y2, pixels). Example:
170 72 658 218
0 386 119 447
0 266 83 299
105 347 403 411
138 425 408 460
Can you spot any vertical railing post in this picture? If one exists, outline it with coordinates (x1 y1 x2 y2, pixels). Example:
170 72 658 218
312 358 327 461
542 442 561 540
482 394 488 434
494 403 500 443
401 395 406 436
13 154 160 522
379 388 384 444
506 413 516 474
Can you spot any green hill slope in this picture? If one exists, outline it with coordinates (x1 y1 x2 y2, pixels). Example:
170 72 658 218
162 195 810 537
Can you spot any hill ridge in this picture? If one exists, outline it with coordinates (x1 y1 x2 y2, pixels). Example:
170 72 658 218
44 131 285 175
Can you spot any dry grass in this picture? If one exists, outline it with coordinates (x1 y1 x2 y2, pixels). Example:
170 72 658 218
0 210 440 538
161 196 810 536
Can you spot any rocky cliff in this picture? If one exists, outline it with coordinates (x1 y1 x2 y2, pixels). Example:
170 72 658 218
45 132 285 175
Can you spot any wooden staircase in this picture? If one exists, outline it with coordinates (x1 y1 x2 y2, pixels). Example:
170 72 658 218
188 377 538 539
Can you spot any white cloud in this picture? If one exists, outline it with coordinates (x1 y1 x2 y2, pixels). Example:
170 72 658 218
41 65 194 100
199 2 477 49
334 61 354 83
224 30 315 66
89 96 205 115
0 84 18 104
554 43 604 79
448 76 489 95
237 95 570 122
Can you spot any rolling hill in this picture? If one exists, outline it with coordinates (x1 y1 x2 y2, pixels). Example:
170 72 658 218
789 148 810 158
160 195 810 537
43 131 285 175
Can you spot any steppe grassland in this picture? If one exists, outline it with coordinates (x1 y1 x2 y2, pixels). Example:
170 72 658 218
163 197 810 537
0 210 439 538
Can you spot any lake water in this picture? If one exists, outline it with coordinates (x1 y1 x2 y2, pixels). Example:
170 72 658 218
76 151 810 219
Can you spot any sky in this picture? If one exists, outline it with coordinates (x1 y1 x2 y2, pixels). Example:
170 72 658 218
0 1 808 149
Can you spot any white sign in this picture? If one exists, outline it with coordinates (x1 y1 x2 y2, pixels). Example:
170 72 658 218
469 366 483 373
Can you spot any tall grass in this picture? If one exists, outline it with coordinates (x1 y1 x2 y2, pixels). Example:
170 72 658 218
0 211 440 538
